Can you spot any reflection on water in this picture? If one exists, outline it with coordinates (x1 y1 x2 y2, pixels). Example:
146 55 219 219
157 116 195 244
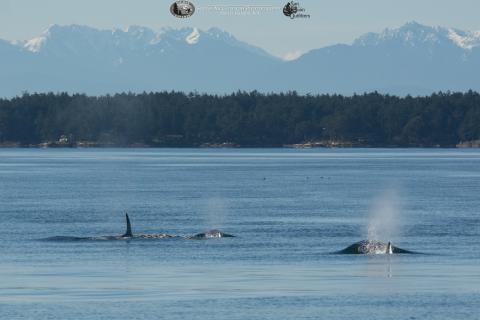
0 148 479 319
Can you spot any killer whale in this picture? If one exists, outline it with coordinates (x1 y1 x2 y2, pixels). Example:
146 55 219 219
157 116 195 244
336 240 416 254
187 229 235 240
42 213 175 241
41 214 235 241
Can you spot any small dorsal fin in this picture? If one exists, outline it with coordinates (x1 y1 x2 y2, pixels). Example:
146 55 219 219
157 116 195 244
122 213 133 237
387 241 393 254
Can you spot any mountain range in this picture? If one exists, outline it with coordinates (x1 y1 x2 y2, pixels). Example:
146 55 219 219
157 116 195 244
1 22 480 96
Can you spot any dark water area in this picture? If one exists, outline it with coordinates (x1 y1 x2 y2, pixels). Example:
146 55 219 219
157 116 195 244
0 149 479 319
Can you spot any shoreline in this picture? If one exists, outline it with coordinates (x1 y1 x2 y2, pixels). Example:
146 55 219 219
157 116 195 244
1 139 478 149
0 144 473 149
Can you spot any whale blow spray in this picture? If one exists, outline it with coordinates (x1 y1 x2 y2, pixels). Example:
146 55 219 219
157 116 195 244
204 197 227 230
367 189 402 241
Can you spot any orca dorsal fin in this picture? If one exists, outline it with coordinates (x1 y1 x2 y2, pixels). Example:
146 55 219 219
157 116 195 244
122 213 133 237
387 242 393 254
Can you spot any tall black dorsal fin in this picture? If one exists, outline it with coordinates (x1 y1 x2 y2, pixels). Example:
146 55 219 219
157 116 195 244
122 213 133 237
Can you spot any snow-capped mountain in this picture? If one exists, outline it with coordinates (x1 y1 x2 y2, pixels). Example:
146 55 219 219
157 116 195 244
354 21 480 50
281 21 480 95
19 24 275 63
1 22 480 96
0 24 279 96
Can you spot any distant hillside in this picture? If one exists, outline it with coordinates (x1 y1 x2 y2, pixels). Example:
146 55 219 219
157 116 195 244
280 22 480 95
1 91 479 148
1 22 480 96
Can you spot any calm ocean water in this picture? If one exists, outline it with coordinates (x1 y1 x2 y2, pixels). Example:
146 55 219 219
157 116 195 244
0 148 479 319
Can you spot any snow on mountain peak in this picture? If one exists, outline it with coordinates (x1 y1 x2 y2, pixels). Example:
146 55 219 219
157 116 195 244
20 25 275 57
24 36 46 52
354 21 442 47
186 28 200 44
354 21 480 50
23 24 56 52
447 28 480 50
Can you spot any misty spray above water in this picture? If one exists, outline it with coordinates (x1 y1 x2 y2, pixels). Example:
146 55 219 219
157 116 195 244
367 189 402 241
202 197 228 230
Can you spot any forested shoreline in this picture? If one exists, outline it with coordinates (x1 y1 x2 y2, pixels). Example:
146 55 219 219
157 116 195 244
0 91 479 148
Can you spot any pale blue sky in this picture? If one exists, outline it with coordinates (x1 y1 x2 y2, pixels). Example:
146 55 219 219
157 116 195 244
0 0 479 58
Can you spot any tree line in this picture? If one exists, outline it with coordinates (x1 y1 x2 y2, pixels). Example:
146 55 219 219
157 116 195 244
0 91 479 147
